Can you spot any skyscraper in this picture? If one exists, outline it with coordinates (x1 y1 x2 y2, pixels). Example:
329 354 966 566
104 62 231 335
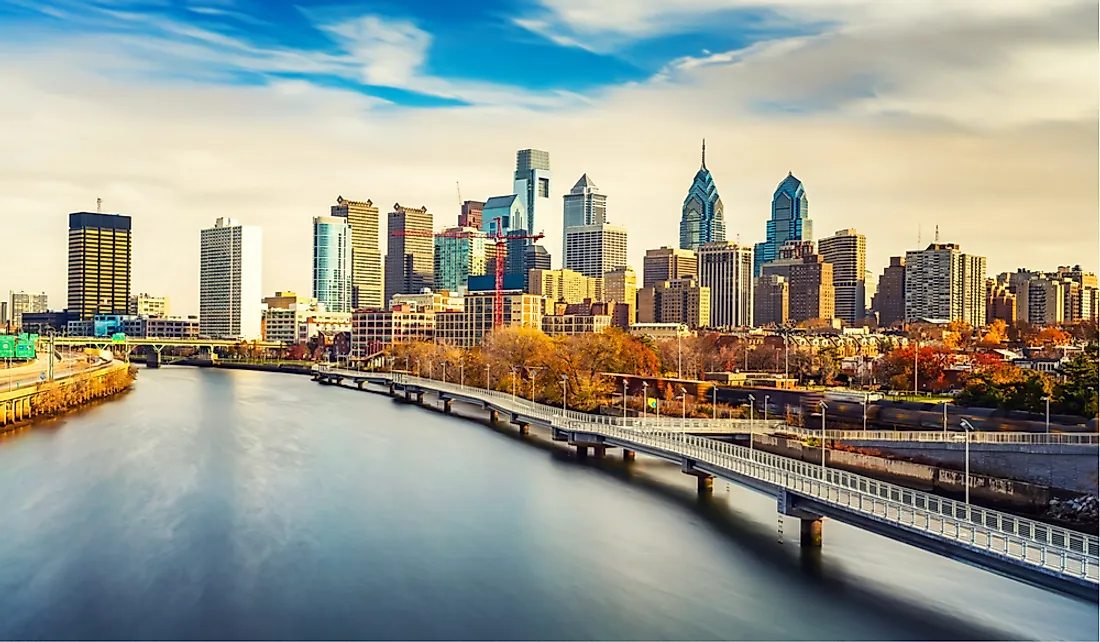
753 172 812 276
698 241 754 329
434 227 487 292
904 243 987 325
513 149 551 236
680 140 725 251
313 216 352 313
562 173 606 257
384 203 434 304
199 217 262 339
459 200 484 229
563 224 628 279
603 266 638 326
8 292 47 329
643 247 697 288
481 194 525 237
753 275 789 327
818 228 867 325
761 242 833 324
872 257 907 327
68 211 132 320
331 196 382 310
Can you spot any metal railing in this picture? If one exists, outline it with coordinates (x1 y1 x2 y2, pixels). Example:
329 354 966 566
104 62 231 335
316 365 1100 586
775 425 1099 446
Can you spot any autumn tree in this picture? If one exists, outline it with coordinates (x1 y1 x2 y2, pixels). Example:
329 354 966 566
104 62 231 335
956 362 1052 412
1036 327 1073 347
1052 351 1099 418
979 319 1008 347
876 344 954 393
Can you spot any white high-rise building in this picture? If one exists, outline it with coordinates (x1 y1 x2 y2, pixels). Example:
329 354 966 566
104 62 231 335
904 242 986 325
561 174 606 258
200 217 263 339
563 224 628 279
818 228 867 325
697 241 754 329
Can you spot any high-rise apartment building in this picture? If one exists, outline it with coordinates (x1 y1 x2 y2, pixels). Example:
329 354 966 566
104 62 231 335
527 268 603 307
513 149 551 237
562 173 606 257
904 243 986 325
459 200 485 229
643 247 697 288
636 278 710 329
697 241 753 329
128 293 169 318
8 292 48 329
68 211 132 320
331 196 382 310
563 224 628 279
603 266 638 326
872 257 906 327
199 217 262 339
787 253 835 324
680 140 725 251
385 203 434 304
753 275 789 327
986 279 1017 325
1017 277 1065 326
753 172 812 276
434 227 487 292
818 228 866 325
313 216 352 313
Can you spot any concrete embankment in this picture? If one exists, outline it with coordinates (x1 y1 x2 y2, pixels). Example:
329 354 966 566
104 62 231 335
0 361 136 433
167 359 314 375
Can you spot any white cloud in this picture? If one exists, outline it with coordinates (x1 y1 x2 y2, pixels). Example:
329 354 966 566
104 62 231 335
0 1 1095 315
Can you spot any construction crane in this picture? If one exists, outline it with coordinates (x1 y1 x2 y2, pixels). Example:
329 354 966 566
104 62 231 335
390 216 544 328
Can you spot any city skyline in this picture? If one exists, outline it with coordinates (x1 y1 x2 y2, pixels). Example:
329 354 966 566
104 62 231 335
0 1 1096 315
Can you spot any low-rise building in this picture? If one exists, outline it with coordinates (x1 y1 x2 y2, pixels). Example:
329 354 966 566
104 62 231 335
128 293 170 318
389 289 465 312
145 316 200 338
351 303 435 358
435 291 544 347
629 322 689 339
541 313 611 336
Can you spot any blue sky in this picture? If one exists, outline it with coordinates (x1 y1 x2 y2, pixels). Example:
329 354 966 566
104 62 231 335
0 0 828 107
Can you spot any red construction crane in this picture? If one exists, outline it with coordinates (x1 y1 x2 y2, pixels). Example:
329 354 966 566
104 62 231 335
390 217 544 328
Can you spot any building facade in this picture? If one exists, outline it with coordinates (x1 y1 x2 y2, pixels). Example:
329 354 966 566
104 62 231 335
331 196 383 310
68 211 132 320
818 228 866 325
643 247 697 288
145 316 200 339
636 278 710 329
904 243 987 325
8 291 48 330
313 215 352 313
562 173 606 257
390 289 465 312
698 241 753 329
753 274 789 327
459 200 484 229
384 203 434 305
527 268 603 307
680 140 725 251
352 304 436 358
262 293 321 344
563 223 628 279
787 253 835 324
434 227 487 292
435 292 544 347
603 266 638 326
872 257 907 327
542 313 611 336
986 278 1017 325
199 217 263 339
128 293 169 318
513 149 551 237
753 172 812 276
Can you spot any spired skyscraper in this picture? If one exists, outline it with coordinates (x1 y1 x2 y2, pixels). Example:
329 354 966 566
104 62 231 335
680 140 725 251
753 172 812 276
513 149 551 238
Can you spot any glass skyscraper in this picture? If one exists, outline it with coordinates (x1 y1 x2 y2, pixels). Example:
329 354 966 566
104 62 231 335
680 140 725 251
753 172 812 276
313 216 351 313
434 227 487 292
513 149 551 239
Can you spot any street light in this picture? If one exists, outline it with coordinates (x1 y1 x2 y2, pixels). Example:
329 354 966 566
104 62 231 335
527 367 542 401
763 394 770 423
642 382 649 420
677 332 683 379
510 366 518 401
459 364 465 388
485 363 491 390
1040 396 1050 434
560 375 568 415
415 358 421 377
428 360 433 379
679 386 687 420
622 378 628 419
711 385 717 420
959 419 976 508
441 360 447 383
942 402 948 433
747 394 756 456
862 393 868 431
818 400 828 471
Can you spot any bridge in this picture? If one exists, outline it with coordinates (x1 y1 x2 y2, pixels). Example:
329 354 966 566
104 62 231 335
52 336 289 352
313 365 1099 602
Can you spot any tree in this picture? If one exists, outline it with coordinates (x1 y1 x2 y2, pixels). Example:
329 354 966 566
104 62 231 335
1052 352 1099 418
876 344 953 393
1037 327 1073 347
979 319 1008 347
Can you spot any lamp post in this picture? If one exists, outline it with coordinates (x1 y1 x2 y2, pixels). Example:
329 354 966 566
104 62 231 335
1041 396 1050 434
441 361 447 384
959 419 975 509
942 402 948 433
428 360 433 380
622 379 628 419
510 366 517 401
404 356 409 373
528 367 542 402
679 386 687 424
747 394 756 456
485 363 491 390
642 382 649 420
818 400 828 471
712 385 717 420
913 336 919 395
677 332 683 379
459 364 464 389
763 394 770 423
862 393 868 431
560 375 568 416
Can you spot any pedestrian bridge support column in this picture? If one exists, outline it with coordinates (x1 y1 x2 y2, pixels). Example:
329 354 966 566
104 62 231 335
488 409 499 424
442 398 453 414
778 490 824 548
800 518 823 548
575 445 589 460
592 445 607 459
515 421 529 435
622 449 635 462
681 459 714 496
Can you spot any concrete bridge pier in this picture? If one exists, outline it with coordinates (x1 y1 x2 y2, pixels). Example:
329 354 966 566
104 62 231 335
515 422 529 435
415 391 424 404
622 449 635 462
575 445 589 460
488 409 499 424
357 381 365 390
800 518 823 548
592 445 607 459
387 382 395 395
442 398 454 414
696 474 714 496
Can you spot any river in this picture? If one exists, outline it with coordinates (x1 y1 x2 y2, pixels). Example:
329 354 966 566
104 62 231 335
0 368 1095 640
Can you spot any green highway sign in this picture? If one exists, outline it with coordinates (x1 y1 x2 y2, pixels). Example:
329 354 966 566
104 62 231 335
111 333 127 343
0 336 14 359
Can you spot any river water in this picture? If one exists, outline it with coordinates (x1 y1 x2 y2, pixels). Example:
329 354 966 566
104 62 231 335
0 368 1095 640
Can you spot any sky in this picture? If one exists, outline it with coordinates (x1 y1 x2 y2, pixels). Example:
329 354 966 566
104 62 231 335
0 0 1096 316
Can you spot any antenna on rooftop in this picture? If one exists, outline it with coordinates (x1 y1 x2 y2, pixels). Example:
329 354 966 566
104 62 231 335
917 223 921 247
96 197 102 213
934 224 940 243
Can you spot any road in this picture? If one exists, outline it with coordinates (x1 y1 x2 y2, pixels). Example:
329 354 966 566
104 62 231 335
0 352 94 392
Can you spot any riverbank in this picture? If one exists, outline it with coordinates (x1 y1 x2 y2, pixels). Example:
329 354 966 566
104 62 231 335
164 358 313 375
0 361 136 434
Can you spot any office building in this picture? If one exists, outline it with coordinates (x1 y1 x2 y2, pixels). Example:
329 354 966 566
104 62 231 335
513 149 551 237
384 203 434 304
352 303 436 358
872 257 906 327
435 291 544 347
753 172 812 276
145 316 200 339
986 279 1017 325
128 293 169 318
8 292 48 329
680 140 725 251
904 243 987 325
527 268 603 307
787 253 835 324
563 224 628 279
542 312 612 336
481 194 525 237
459 200 485 229
313 216 352 313
523 244 552 284
818 229 866 325
698 241 753 329
562 173 606 257
636 278 710 329
753 274 789 327
262 292 321 344
331 196 383 310
643 247 697 288
603 266 638 326
68 211 132 320
199 217 263 339
390 289 465 312
434 227 487 292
